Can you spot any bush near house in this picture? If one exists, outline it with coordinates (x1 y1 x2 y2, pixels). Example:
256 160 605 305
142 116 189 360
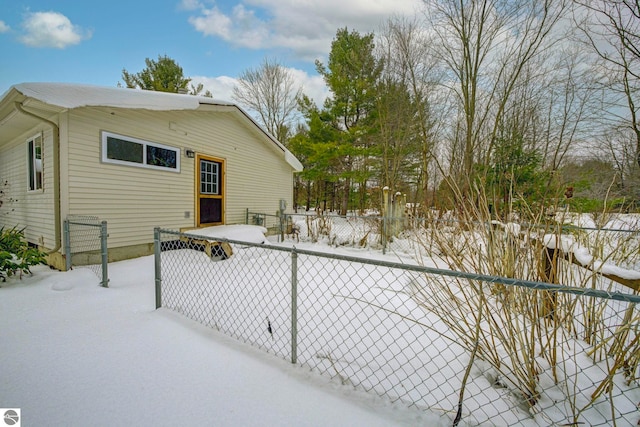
0 226 47 281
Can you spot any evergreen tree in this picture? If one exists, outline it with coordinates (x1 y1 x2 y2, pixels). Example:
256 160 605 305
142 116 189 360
485 130 548 215
121 55 212 96
314 28 383 214
289 96 342 211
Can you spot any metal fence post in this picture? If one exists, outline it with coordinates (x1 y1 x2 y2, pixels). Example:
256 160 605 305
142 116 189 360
100 221 109 288
63 219 71 271
382 187 389 254
154 227 162 309
279 214 285 243
291 247 298 364
382 216 387 254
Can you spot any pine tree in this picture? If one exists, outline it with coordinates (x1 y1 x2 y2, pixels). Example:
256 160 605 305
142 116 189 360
314 28 383 214
121 55 212 96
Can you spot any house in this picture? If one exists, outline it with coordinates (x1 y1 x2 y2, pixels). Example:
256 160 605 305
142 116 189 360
0 82 303 269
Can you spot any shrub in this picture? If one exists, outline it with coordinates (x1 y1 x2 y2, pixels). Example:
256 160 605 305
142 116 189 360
0 226 47 281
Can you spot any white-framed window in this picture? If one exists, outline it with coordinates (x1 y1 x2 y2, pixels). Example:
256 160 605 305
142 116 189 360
27 133 43 191
200 159 221 195
101 131 180 172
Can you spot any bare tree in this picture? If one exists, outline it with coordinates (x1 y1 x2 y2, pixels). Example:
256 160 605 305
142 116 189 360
232 58 302 142
574 0 640 168
602 126 640 194
497 43 600 174
377 16 445 207
538 46 601 173
425 0 568 187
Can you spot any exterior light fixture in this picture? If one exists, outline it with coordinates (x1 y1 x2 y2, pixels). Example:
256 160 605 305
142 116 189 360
185 149 195 158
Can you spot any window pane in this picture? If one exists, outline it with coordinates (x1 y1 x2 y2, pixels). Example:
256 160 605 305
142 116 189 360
27 136 43 191
107 137 143 164
28 140 35 190
200 159 220 195
35 136 42 189
147 145 177 169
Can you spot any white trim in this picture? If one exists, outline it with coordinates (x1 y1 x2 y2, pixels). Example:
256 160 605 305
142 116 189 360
100 131 181 173
199 158 221 195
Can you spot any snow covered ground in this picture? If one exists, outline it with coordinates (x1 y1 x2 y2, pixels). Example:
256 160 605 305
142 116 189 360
2 219 639 426
0 254 434 427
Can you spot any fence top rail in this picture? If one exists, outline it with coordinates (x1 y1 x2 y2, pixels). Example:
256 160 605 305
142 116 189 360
158 227 640 304
247 211 280 218
558 223 640 233
66 220 104 226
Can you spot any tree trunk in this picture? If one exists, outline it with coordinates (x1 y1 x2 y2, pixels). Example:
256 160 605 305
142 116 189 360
340 177 350 216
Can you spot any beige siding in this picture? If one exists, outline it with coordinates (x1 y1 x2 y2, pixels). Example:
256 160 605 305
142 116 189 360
66 107 294 249
0 126 56 248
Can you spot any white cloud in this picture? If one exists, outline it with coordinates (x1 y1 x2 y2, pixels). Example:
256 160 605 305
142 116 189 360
178 0 203 11
189 4 270 49
188 6 234 39
190 75 237 101
20 11 91 49
186 0 422 60
288 68 330 107
0 21 10 33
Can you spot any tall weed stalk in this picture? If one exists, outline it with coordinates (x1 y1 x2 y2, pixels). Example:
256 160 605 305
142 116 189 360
409 182 639 424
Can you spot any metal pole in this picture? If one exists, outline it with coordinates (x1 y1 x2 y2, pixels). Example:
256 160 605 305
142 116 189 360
100 221 109 288
63 219 71 271
154 227 162 309
382 187 389 254
280 213 285 243
290 248 298 364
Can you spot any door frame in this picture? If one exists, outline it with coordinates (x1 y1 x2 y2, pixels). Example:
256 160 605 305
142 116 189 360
195 154 226 227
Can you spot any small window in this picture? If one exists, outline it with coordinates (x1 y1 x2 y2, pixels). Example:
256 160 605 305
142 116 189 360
101 131 180 172
27 134 43 191
200 159 221 195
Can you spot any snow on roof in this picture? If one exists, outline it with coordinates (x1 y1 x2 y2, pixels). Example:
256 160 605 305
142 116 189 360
12 82 233 111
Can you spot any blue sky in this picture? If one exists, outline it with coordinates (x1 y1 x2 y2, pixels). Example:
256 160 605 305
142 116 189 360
0 0 422 104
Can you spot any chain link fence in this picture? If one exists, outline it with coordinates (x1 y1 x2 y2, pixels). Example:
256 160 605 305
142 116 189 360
64 216 108 287
154 227 640 426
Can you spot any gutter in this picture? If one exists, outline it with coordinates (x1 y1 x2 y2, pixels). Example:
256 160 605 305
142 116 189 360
14 102 62 254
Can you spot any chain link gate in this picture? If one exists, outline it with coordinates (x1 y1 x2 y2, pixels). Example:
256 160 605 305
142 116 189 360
64 216 109 287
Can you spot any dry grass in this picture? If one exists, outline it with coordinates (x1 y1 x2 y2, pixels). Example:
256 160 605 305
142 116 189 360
407 184 640 424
